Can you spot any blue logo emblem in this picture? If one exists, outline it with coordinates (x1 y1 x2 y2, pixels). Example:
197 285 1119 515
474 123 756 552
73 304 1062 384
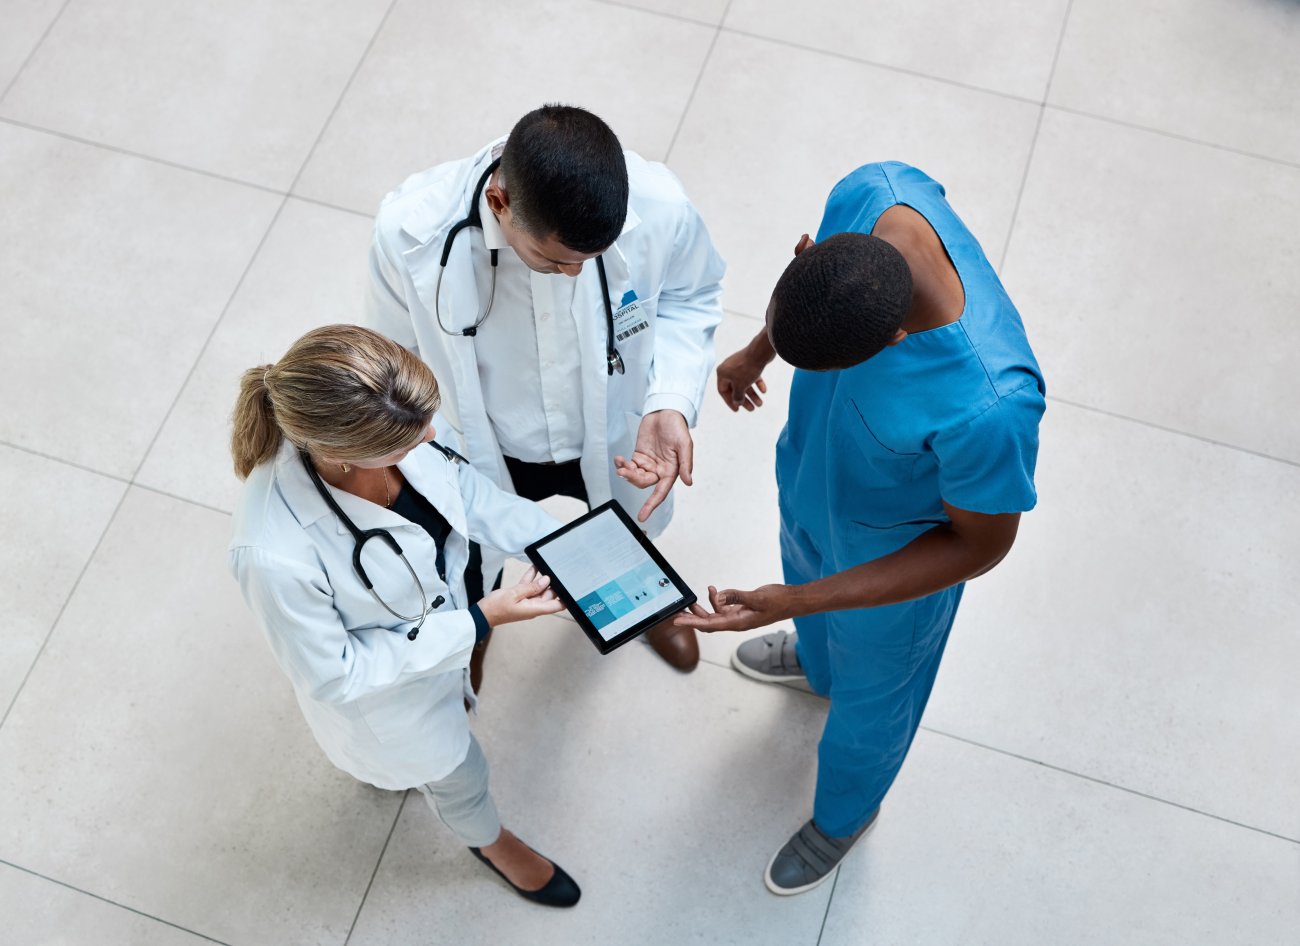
620 290 637 307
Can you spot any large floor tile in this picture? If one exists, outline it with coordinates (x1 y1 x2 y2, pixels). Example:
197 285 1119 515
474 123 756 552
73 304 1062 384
654 311 797 670
670 32 1040 321
1 863 216 946
820 731 1300 946
0 488 405 946
0 0 390 190
725 0 1070 100
1051 0 1300 163
1003 109 1300 462
0 124 280 478
293 0 716 214
136 198 375 513
0 0 64 92
923 401 1300 839
349 617 831 945
0 447 124 715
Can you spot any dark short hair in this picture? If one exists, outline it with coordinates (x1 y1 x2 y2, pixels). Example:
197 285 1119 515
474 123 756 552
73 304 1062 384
499 105 629 254
768 233 913 370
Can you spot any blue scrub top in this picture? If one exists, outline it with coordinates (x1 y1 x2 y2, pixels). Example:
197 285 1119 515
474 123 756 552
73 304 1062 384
776 162 1046 565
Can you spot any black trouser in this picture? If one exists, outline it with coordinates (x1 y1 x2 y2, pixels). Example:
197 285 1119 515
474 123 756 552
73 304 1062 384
467 456 588 601
502 456 589 504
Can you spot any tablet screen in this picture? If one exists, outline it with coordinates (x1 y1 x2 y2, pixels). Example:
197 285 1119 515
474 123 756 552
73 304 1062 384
532 505 687 642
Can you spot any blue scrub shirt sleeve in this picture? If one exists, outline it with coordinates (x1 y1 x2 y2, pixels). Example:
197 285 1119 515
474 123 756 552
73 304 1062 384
931 381 1045 514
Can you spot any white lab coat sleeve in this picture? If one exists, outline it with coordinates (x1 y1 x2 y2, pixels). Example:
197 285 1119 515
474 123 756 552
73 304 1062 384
231 545 475 705
645 201 726 427
366 230 419 351
456 461 563 556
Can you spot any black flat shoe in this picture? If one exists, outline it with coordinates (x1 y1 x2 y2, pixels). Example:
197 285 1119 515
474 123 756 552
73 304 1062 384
468 846 581 907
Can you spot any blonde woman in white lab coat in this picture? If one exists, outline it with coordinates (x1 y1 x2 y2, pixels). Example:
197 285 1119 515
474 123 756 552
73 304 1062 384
228 324 579 907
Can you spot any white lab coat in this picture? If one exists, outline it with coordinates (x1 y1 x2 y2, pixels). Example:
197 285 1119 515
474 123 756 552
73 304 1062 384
367 140 725 587
229 439 560 790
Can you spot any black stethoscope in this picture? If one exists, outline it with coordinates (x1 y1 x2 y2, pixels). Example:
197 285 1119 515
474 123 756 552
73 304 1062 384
433 158 625 376
301 442 467 641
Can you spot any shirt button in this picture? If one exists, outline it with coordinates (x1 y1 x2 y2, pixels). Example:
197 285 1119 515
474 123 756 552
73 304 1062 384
540 312 551 321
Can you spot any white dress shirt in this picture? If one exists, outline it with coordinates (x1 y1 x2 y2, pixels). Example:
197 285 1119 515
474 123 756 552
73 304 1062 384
471 187 584 464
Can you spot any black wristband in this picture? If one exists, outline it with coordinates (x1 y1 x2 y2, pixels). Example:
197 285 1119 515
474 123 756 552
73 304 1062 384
468 603 491 643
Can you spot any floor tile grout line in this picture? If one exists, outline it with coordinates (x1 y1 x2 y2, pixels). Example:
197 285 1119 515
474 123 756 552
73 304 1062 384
0 437 236 517
126 0 400 487
285 0 401 198
0 438 132 486
997 0 1074 272
719 25 1043 107
344 790 410 945
1047 102 1300 172
1040 0 1076 104
663 18 1300 175
0 0 74 104
920 726 1300 846
0 485 129 727
698 654 1299 847
996 102 1046 273
1050 396 1300 469
815 865 841 946
290 192 375 220
588 0 724 28
663 0 734 165
0 859 232 944
593 8 1300 175
125 194 291 485
0 117 285 196
131 483 234 518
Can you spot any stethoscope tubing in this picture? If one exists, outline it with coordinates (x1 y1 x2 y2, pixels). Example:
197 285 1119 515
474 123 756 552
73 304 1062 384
433 158 624 375
301 449 457 640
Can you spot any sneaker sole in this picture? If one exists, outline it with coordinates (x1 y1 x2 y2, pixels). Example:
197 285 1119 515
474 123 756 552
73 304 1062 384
730 648 813 692
762 815 879 897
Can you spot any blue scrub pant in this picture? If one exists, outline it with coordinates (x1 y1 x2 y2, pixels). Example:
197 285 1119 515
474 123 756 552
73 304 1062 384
781 514 963 838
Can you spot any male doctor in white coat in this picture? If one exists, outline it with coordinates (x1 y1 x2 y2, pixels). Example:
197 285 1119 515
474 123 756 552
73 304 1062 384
367 104 725 676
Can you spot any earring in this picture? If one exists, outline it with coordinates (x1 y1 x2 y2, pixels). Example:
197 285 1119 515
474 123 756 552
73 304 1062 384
340 463 351 473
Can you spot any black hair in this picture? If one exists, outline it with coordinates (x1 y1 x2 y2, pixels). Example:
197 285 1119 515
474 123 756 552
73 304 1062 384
768 233 913 370
499 104 629 253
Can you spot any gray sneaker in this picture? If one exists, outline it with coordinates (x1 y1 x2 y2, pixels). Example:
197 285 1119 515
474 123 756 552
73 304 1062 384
731 630 810 690
764 810 880 896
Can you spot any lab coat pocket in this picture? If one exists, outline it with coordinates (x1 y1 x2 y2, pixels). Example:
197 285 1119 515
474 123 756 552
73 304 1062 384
356 680 427 744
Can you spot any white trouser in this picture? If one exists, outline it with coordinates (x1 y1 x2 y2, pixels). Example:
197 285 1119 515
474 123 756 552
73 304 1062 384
416 733 501 848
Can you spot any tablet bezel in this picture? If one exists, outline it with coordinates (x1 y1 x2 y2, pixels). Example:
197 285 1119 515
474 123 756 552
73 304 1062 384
525 500 696 655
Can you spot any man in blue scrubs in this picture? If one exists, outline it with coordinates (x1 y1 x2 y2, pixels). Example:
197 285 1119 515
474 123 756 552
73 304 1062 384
679 162 1045 895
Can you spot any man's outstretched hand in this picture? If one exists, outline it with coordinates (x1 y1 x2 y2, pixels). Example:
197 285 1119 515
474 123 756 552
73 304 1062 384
672 583 794 633
614 409 693 522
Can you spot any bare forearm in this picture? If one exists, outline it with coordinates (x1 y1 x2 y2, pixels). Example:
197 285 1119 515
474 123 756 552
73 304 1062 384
746 326 776 364
785 521 1017 618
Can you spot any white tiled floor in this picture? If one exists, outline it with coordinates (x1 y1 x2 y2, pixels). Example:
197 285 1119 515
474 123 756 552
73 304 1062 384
2 2 1297 944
